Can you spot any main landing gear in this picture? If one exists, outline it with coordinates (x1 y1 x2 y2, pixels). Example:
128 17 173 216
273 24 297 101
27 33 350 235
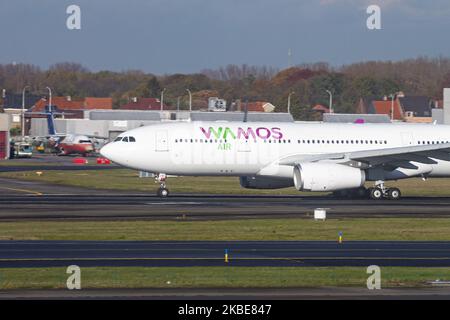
155 173 170 197
367 182 401 200
333 182 402 200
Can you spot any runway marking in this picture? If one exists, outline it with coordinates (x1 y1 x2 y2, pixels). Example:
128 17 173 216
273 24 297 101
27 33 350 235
2 257 450 262
1 248 450 253
0 187 43 196
144 202 202 205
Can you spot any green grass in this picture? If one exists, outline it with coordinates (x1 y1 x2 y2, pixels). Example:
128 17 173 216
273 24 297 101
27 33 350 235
2 218 450 241
1 168 450 291
0 267 448 289
2 168 450 196
0 169 298 195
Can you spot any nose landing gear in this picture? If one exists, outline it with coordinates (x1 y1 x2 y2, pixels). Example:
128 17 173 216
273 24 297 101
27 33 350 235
155 173 170 197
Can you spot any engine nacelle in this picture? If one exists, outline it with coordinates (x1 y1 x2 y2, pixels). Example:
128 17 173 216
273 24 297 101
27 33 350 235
293 163 366 192
239 176 294 189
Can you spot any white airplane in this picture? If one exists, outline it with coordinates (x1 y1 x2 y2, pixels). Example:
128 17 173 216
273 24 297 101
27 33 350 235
100 121 450 199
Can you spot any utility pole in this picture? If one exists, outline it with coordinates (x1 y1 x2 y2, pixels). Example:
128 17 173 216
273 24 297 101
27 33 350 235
287 91 295 114
325 90 333 114
45 87 52 112
160 88 166 111
0 89 5 113
390 93 396 121
186 89 192 112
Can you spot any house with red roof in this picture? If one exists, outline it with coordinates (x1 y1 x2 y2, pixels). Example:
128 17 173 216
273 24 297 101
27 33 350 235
119 98 170 111
27 96 113 121
371 99 404 121
30 96 112 116
312 104 330 114
239 101 275 112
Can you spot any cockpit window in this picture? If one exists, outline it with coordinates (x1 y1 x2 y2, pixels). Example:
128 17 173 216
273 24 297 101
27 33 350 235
114 136 136 142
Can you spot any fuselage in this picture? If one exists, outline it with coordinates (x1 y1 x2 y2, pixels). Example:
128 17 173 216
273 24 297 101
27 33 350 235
58 134 94 155
100 121 450 180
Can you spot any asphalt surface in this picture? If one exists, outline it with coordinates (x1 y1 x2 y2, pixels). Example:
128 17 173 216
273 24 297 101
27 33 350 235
1 240 450 268
2 155 450 220
2 287 450 300
1 176 450 220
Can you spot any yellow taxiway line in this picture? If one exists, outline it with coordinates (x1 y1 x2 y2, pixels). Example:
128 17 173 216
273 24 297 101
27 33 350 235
0 186 43 196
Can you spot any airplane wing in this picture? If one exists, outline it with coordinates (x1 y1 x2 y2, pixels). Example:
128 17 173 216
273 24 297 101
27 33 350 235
278 143 450 170
31 134 66 142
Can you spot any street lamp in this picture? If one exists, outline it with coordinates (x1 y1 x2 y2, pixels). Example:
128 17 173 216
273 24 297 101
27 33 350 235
21 85 30 136
287 91 295 114
325 90 333 114
160 88 166 111
389 93 396 121
186 89 192 112
45 86 52 112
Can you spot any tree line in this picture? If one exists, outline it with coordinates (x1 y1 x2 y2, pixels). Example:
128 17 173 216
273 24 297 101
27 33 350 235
1 57 449 120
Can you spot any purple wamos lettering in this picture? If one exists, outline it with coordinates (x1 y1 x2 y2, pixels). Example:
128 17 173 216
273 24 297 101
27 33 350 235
271 127 283 139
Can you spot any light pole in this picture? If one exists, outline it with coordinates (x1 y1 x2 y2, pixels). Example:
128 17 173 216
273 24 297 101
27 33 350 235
160 88 166 111
287 91 295 114
21 85 30 136
325 90 333 114
186 89 192 112
389 93 396 121
45 86 52 112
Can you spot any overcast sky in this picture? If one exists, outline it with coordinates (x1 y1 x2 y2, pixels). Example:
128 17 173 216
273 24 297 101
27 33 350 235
1 0 449 74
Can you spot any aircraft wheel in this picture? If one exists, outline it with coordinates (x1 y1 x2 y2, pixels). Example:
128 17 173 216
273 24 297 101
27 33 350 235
157 188 169 198
387 188 401 200
369 188 384 200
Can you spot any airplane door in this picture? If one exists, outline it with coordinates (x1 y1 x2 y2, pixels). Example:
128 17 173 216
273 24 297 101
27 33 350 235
401 132 414 146
155 130 169 152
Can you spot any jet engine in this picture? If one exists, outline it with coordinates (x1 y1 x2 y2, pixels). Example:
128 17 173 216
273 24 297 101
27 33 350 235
239 176 294 189
293 163 366 192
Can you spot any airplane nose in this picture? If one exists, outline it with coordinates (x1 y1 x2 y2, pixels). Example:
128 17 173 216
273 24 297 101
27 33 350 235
100 143 115 161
